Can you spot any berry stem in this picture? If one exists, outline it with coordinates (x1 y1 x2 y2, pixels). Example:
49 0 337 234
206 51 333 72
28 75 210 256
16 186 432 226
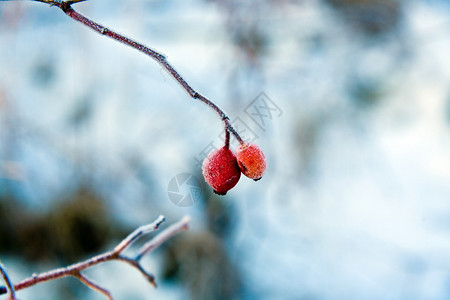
43 0 245 143
224 128 230 149
227 124 245 146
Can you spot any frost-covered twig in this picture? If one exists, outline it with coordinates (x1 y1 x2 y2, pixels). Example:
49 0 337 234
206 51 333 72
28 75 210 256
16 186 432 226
136 216 190 260
0 215 190 300
23 0 244 147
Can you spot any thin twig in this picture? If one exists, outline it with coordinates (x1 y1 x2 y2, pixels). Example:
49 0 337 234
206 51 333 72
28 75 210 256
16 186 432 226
0 215 190 298
75 272 113 300
12 251 117 292
26 0 245 145
224 125 231 149
114 215 165 253
136 216 190 261
0 261 16 300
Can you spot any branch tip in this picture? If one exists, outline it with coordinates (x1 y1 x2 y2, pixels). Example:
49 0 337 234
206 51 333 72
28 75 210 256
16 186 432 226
154 215 166 229
181 215 190 227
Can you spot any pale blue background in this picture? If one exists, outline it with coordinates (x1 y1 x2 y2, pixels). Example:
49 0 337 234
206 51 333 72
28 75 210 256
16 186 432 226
1 0 450 299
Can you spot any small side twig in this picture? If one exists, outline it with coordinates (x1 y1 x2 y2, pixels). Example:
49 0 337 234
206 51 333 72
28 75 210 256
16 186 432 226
75 272 112 300
0 261 16 300
25 0 245 145
114 215 165 253
136 215 190 261
118 215 191 286
0 215 190 300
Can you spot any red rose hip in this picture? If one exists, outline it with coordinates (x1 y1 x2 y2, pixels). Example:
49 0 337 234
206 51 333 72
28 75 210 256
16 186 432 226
202 146 241 195
236 143 266 181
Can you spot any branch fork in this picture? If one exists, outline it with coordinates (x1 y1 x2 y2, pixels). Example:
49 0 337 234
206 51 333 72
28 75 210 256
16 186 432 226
0 215 190 300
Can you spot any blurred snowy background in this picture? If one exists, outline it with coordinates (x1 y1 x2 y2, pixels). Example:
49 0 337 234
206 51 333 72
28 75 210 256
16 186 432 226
1 0 450 299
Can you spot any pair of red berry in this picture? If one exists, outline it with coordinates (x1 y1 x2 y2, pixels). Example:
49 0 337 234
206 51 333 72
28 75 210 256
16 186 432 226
202 143 266 195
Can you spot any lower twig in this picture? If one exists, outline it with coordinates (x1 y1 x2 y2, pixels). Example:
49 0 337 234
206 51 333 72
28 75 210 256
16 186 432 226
0 215 190 299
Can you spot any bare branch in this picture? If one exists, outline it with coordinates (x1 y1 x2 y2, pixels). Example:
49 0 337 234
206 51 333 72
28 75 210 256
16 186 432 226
136 216 190 261
0 215 190 298
15 0 244 144
12 251 117 292
38 0 244 145
0 262 16 300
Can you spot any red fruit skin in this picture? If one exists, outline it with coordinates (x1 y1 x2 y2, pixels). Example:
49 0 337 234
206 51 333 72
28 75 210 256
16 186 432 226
236 143 266 181
202 146 241 195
